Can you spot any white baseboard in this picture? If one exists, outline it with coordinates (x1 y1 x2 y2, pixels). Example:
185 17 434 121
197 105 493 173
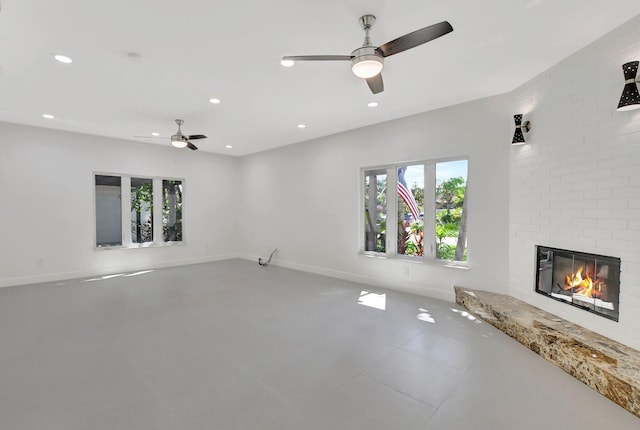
0 253 242 288
238 253 456 303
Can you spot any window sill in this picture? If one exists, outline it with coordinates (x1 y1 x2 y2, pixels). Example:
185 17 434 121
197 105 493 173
358 251 469 270
95 241 185 250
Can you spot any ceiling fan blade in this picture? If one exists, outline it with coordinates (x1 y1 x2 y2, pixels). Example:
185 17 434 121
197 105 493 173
186 141 198 151
282 55 352 62
377 21 453 57
186 134 207 140
366 74 384 94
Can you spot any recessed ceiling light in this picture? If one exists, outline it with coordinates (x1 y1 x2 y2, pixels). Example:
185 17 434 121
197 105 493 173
297 124 306 129
209 98 221 104
280 59 295 67
151 132 160 136
54 54 72 64
42 114 55 119
368 101 379 107
225 145 233 149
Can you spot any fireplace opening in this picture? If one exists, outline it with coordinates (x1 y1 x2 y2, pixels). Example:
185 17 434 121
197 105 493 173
535 246 620 322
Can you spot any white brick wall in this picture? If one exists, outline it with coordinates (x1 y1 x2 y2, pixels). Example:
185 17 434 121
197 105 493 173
509 15 640 350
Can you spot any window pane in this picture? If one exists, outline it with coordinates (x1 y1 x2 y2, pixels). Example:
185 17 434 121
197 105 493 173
95 175 122 247
131 178 153 244
364 170 387 253
397 165 424 257
163 180 182 242
435 160 468 261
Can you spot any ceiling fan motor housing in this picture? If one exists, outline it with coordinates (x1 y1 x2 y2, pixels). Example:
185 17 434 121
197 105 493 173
171 133 187 148
351 46 384 79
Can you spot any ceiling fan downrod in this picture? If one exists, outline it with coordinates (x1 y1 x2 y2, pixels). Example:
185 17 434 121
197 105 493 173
359 14 376 47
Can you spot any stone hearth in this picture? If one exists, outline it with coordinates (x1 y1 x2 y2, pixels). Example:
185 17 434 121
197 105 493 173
455 287 640 418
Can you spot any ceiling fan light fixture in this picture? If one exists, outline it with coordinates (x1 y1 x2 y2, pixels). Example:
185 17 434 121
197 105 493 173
351 54 383 79
171 136 187 148
351 46 383 79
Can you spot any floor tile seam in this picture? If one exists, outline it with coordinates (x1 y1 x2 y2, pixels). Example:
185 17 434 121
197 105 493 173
328 345 446 411
395 337 477 374
389 324 430 349
196 342 322 414
432 361 477 413
240 371 306 415
354 372 441 416
326 345 402 395
368 346 472 412
421 407 476 430
359 344 405 373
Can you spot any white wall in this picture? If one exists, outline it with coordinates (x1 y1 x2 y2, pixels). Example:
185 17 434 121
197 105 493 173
239 95 511 301
509 15 640 349
0 122 240 287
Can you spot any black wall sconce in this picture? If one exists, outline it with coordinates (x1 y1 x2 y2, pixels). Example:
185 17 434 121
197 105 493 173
512 114 531 145
617 61 640 111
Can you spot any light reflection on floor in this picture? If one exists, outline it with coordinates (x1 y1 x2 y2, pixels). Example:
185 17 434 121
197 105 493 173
82 269 154 283
124 270 154 277
358 290 387 310
450 307 482 323
417 307 436 323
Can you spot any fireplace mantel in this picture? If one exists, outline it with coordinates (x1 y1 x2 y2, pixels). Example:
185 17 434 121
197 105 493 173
455 287 640 418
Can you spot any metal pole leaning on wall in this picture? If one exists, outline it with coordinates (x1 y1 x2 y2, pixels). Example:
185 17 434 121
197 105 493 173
258 249 278 267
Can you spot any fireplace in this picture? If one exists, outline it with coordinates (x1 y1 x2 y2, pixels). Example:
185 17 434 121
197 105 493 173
535 246 620 321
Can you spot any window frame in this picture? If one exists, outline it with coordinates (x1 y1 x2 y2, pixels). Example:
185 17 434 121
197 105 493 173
130 176 155 245
359 157 469 268
93 172 186 250
161 179 184 244
94 174 123 248
363 168 389 254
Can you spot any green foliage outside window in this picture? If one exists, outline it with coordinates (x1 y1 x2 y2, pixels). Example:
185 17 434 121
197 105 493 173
365 174 387 253
435 177 467 261
131 181 153 243
163 180 183 242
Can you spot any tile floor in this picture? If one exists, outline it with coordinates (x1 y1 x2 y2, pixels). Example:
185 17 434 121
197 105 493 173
1 259 638 429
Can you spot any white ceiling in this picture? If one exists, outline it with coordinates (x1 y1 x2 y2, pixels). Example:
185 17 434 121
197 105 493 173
1 1 639 156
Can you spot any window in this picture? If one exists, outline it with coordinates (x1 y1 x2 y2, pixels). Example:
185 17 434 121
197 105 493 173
364 170 387 253
95 175 122 247
94 174 184 248
162 180 182 242
131 177 153 244
397 165 424 257
361 158 468 264
435 160 468 262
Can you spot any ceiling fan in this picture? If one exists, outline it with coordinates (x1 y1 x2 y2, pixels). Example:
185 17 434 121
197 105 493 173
135 119 207 150
281 15 453 94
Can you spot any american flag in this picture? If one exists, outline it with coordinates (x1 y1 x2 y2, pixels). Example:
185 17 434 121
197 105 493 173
397 167 420 221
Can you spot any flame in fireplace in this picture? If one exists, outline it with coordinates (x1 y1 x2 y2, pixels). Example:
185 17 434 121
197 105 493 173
563 266 604 298
565 266 593 296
